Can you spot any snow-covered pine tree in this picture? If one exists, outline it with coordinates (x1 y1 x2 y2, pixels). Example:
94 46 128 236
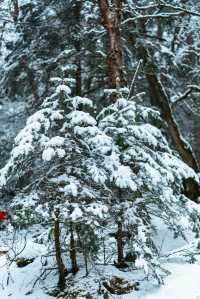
0 74 108 288
93 93 200 282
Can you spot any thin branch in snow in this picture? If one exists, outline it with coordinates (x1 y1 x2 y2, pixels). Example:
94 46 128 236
172 85 200 107
127 59 143 100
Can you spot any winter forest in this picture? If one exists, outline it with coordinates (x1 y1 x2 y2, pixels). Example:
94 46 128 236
0 0 200 298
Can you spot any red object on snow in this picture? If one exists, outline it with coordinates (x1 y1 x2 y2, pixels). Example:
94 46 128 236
0 211 7 222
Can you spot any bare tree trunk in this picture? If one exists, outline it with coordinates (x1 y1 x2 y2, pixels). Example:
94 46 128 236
116 220 126 267
75 226 88 275
83 244 89 276
74 1 82 97
138 45 199 172
69 223 78 275
98 0 126 93
115 187 127 268
54 210 66 290
11 0 19 23
75 54 82 96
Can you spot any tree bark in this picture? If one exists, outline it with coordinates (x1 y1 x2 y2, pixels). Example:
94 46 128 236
54 210 66 290
69 223 79 274
75 53 82 96
116 221 124 266
98 0 126 93
74 1 82 97
11 0 19 23
115 219 128 268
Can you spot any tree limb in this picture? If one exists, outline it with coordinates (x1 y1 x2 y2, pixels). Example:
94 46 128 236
136 1 200 18
172 86 200 107
123 2 200 25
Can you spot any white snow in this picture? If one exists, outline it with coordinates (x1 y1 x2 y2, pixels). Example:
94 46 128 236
0 225 200 299
56 84 71 95
89 164 107 184
68 111 96 126
0 235 55 299
44 136 65 148
112 165 137 191
137 263 200 299
71 206 83 221
42 147 55 161
63 181 78 197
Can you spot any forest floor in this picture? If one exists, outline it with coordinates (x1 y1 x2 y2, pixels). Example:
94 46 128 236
0 224 200 299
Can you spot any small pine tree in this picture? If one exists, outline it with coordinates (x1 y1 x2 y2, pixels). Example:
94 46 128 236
94 94 200 282
0 76 108 286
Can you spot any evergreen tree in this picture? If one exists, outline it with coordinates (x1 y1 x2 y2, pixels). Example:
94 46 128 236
1 76 199 284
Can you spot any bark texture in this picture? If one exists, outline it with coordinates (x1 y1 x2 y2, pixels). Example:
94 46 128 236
69 223 79 274
116 221 125 267
74 1 82 97
98 0 126 92
54 210 66 290
11 0 19 23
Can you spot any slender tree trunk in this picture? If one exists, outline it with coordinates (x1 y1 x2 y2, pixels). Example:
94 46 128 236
75 226 88 275
116 220 126 267
83 245 89 276
75 53 82 96
11 0 19 23
98 0 126 93
115 186 127 268
74 1 82 97
69 223 78 274
54 210 66 290
138 45 199 172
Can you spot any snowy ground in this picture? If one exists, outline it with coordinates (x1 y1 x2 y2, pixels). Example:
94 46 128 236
0 224 200 299
139 263 200 299
1 255 200 299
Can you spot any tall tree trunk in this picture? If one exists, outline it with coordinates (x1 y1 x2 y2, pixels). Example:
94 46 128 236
75 53 82 96
69 222 78 274
74 1 82 97
54 210 66 290
116 220 126 268
98 0 126 94
138 44 199 172
82 238 89 276
11 0 19 23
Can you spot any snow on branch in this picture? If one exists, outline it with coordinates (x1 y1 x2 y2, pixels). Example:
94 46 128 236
122 12 185 25
123 2 200 25
136 1 200 18
172 85 200 107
